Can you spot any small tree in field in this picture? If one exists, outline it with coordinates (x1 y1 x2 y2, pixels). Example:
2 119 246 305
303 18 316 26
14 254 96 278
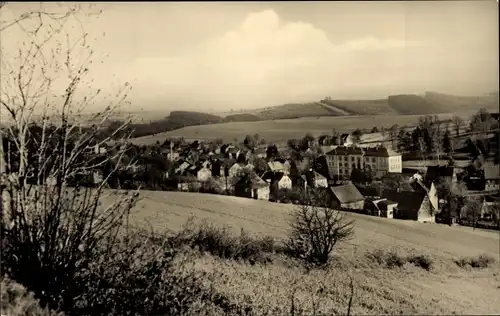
286 191 355 266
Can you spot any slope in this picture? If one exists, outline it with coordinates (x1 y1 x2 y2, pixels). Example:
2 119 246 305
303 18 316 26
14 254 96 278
113 191 498 259
100 191 500 315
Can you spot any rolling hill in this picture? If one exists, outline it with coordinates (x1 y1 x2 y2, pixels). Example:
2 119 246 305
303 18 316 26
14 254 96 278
129 113 457 145
99 191 500 315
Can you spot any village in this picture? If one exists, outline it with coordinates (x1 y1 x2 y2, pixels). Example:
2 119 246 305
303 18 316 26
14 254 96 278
60 110 500 230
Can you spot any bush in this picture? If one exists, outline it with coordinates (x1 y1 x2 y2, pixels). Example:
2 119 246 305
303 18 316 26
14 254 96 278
407 254 434 271
455 254 496 269
170 218 276 265
366 249 434 271
286 200 355 266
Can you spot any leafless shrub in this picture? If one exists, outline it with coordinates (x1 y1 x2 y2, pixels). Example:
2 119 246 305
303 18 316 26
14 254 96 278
0 3 212 315
286 197 355 266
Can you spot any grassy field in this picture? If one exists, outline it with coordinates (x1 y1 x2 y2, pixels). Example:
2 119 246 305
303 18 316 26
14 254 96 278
102 190 500 315
129 113 459 145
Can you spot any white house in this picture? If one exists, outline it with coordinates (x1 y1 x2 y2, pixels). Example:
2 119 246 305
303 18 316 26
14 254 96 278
313 171 328 188
197 166 212 182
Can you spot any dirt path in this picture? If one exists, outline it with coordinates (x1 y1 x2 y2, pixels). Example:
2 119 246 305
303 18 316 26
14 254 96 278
318 101 351 116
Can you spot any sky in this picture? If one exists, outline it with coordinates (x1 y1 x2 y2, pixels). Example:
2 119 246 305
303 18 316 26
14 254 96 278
1 1 498 113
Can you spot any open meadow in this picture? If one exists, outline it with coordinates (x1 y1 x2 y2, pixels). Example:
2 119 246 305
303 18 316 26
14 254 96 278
129 113 460 145
100 190 500 315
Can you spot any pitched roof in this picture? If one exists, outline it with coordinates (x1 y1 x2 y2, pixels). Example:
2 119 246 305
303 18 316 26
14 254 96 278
326 146 364 156
329 183 364 204
268 161 284 171
483 164 499 180
381 190 427 212
363 147 400 157
261 171 285 182
227 147 239 154
314 171 327 180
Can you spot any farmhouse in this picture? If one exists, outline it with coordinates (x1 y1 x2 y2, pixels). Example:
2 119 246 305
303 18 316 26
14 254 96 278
329 183 365 210
385 182 438 223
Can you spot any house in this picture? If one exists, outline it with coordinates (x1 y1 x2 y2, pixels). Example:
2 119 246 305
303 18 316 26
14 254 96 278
483 164 499 191
252 147 267 159
175 161 191 175
210 159 223 177
234 176 270 201
93 170 103 185
480 195 500 221
237 149 252 162
303 169 328 188
268 161 286 173
388 181 438 223
227 146 239 159
228 162 246 178
94 144 107 155
196 166 212 182
261 171 293 200
364 197 397 218
329 183 365 210
425 166 457 188
359 181 438 223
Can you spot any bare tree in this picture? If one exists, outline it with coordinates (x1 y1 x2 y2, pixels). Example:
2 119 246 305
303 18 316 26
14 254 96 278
0 3 139 311
451 115 464 137
286 191 355 265
431 119 443 164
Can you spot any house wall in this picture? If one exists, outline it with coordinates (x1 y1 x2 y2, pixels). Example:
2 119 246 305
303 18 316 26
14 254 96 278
417 196 436 223
278 176 292 189
197 169 211 182
388 155 403 173
254 187 270 201
229 164 243 177
315 178 328 188
485 181 499 191
341 200 364 210
382 203 396 219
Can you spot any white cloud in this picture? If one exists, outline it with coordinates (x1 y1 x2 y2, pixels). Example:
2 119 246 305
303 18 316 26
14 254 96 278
131 9 430 109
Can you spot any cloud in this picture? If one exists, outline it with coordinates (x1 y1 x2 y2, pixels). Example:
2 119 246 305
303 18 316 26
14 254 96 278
132 9 430 109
